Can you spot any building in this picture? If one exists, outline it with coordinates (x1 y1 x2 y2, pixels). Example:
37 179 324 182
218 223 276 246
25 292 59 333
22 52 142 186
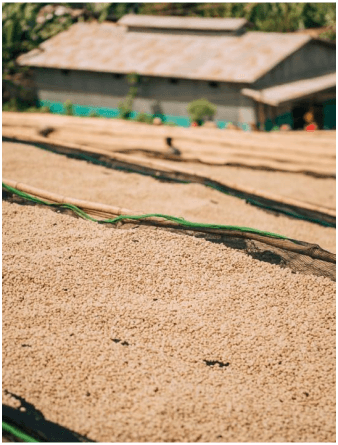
17 14 336 130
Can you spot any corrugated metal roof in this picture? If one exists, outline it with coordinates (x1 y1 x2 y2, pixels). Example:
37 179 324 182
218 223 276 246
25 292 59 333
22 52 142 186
241 73 336 106
118 14 249 31
17 21 312 83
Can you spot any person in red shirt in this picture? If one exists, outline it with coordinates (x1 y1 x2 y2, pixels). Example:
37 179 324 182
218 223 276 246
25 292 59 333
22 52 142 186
305 122 318 132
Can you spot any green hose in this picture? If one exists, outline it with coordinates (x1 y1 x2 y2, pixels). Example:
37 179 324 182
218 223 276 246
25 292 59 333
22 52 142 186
2 182 288 240
2 421 39 442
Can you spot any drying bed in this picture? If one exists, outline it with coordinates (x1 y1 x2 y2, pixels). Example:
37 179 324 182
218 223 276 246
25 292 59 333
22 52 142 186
3 120 336 441
2 136 336 228
3 112 336 177
2 141 336 253
161 159 336 210
2 180 336 281
2 201 336 442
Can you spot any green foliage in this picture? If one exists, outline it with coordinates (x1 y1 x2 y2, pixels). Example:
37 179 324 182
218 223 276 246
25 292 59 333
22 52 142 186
137 3 336 35
118 74 139 119
118 91 133 119
2 97 18 111
86 3 111 23
118 94 134 119
2 3 75 76
319 28 336 41
63 100 73 116
82 3 139 21
135 112 153 124
1 98 47 113
24 106 40 113
88 110 99 118
23 105 49 113
126 72 140 86
242 3 335 33
187 98 217 124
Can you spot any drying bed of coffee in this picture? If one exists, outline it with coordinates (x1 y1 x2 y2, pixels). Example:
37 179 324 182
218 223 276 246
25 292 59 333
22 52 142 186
2 121 336 442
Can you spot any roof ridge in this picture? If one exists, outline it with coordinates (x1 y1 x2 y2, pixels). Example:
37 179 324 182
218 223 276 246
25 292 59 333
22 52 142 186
118 14 249 31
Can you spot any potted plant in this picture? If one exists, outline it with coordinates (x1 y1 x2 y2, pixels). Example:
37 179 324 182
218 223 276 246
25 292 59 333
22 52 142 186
187 98 217 126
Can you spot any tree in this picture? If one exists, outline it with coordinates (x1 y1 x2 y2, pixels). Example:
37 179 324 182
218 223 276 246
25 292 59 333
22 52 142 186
187 98 217 125
118 72 140 119
137 3 336 36
2 3 75 76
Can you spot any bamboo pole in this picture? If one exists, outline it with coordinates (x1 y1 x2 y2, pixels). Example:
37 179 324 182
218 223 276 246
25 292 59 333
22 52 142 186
3 178 335 264
3 178 141 217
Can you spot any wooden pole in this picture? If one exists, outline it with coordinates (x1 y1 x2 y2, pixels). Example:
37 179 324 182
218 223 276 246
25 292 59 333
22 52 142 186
258 101 265 131
3 178 335 264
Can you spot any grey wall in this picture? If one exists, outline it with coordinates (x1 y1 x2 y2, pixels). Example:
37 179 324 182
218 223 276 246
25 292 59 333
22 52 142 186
254 41 336 89
34 68 256 124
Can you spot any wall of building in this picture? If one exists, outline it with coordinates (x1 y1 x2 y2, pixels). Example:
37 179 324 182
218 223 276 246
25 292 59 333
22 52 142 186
254 41 336 89
34 68 256 127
